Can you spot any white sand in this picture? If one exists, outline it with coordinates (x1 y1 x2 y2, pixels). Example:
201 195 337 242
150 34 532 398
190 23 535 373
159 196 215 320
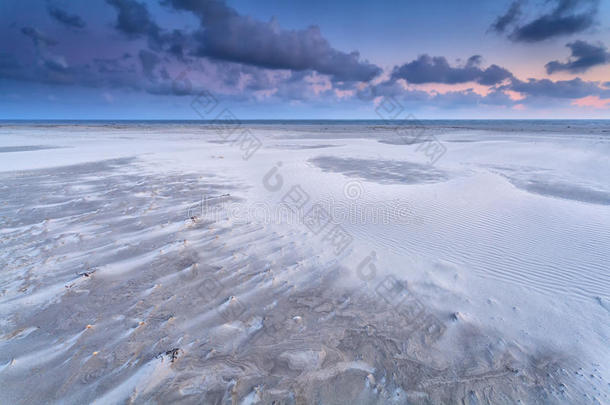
0 123 608 404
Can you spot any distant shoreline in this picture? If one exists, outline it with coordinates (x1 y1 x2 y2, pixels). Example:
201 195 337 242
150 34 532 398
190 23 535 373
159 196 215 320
2 119 609 136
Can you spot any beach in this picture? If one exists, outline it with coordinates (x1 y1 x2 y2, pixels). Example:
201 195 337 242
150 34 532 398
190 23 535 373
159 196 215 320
0 121 609 404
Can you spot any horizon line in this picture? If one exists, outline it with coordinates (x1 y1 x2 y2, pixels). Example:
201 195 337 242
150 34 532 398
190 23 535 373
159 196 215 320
2 118 610 122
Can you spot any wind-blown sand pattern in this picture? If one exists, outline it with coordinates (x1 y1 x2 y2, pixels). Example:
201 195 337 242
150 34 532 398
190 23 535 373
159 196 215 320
0 123 609 404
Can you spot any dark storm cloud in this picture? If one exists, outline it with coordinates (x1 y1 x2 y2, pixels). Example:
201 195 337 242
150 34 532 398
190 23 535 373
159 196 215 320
163 30 189 60
106 0 159 39
5 0 609 113
20 27 69 73
48 5 86 29
359 82 518 110
431 89 521 108
492 0 599 42
508 77 607 98
490 1 522 33
546 40 610 74
5 26 143 90
162 0 381 82
428 89 485 107
138 50 160 79
21 27 58 47
478 64 516 86
356 80 408 100
391 55 513 85
103 0 379 82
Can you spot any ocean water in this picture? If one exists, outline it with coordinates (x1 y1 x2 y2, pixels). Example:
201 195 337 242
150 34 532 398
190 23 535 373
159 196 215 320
1 119 610 134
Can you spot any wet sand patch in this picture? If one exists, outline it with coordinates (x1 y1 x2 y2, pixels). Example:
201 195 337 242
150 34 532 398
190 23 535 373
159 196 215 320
0 145 61 153
310 156 451 184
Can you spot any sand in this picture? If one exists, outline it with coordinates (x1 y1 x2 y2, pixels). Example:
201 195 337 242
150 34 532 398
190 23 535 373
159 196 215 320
0 122 608 404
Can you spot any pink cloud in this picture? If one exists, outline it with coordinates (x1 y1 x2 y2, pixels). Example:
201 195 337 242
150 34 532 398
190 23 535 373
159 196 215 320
505 90 525 101
572 96 610 109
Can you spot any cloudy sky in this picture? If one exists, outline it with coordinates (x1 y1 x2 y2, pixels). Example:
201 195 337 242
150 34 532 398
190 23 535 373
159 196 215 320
1 0 609 119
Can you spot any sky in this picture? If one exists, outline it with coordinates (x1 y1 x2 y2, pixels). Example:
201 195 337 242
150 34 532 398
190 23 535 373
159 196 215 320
1 0 609 119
